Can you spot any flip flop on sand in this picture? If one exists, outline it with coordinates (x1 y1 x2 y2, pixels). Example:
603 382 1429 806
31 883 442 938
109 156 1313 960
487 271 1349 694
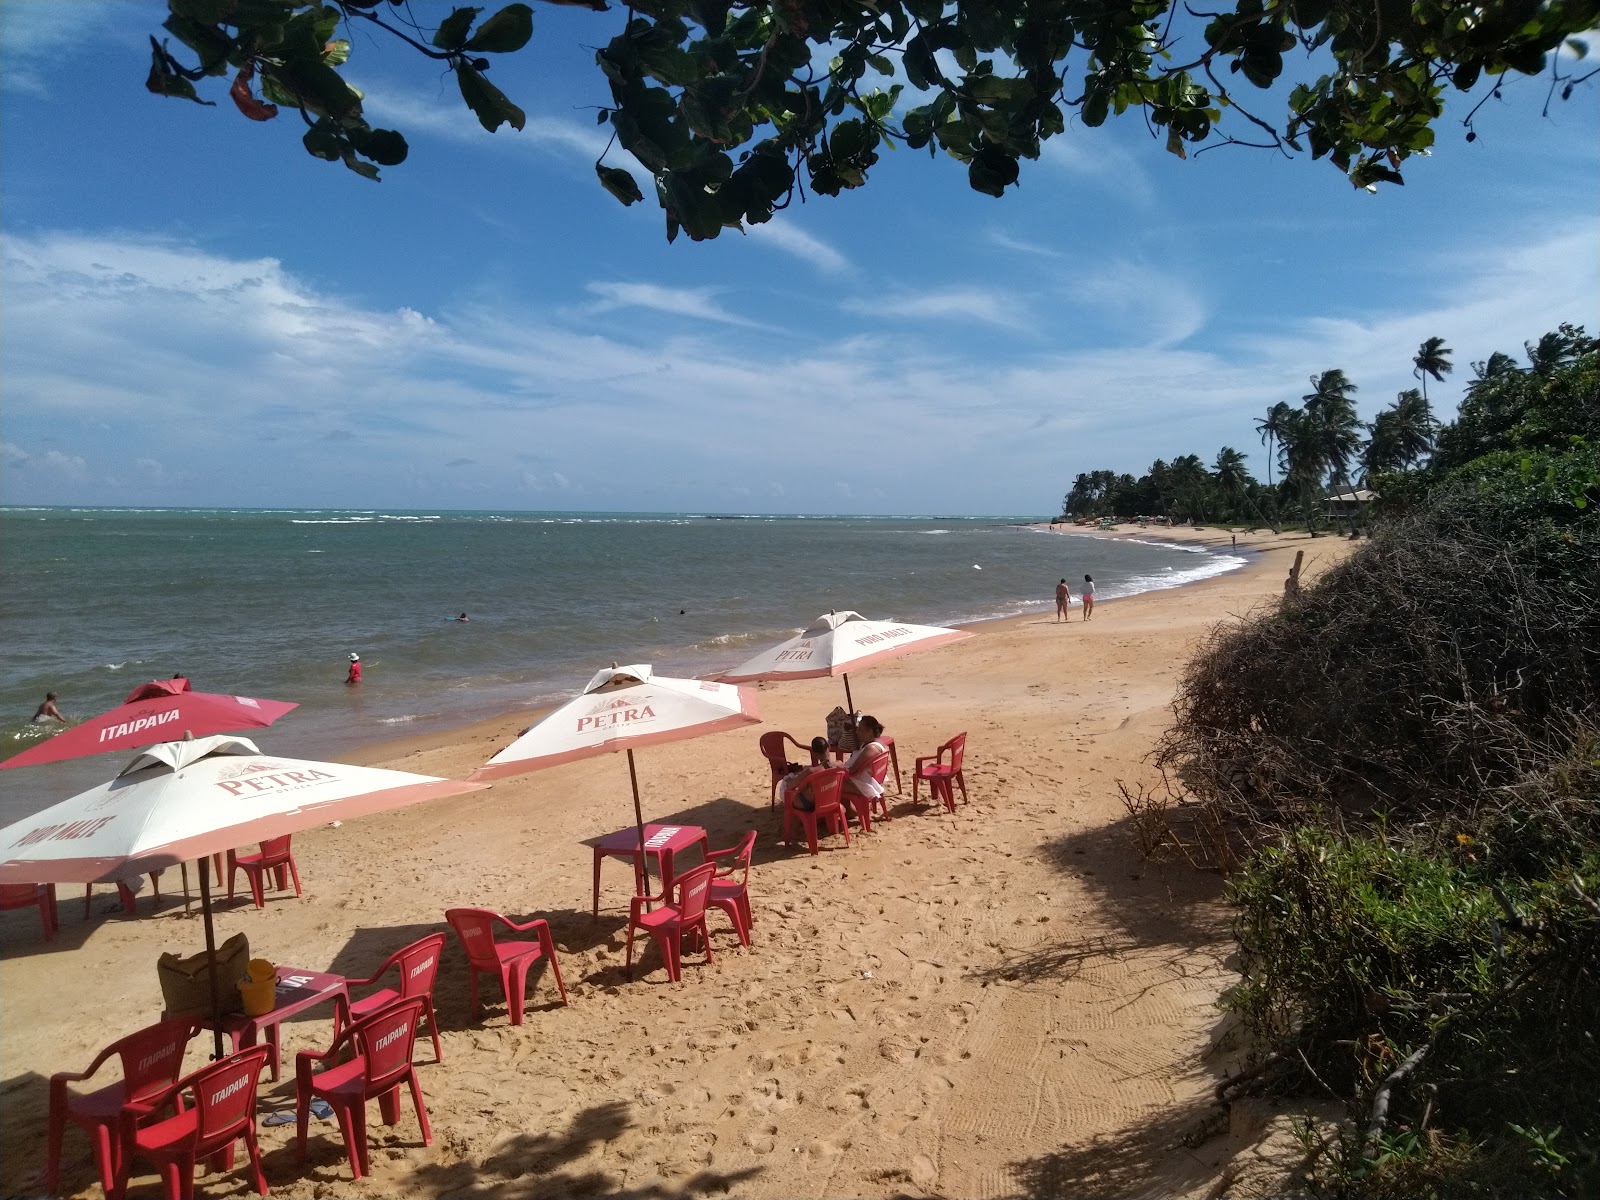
261 1099 333 1127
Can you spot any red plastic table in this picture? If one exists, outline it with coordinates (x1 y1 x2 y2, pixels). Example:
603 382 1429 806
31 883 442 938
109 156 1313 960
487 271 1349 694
590 823 710 918
204 966 347 1081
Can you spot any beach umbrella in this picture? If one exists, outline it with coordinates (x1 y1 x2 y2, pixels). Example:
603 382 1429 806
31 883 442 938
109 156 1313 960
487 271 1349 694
468 664 761 866
1 685 297 769
718 610 973 711
0 734 486 1056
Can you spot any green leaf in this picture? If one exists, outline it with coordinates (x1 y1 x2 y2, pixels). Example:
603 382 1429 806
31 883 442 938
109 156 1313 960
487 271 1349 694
456 64 525 132
596 163 645 205
145 37 212 105
465 5 533 54
434 8 481 51
322 39 351 67
1566 37 1588 60
303 121 344 161
347 126 408 165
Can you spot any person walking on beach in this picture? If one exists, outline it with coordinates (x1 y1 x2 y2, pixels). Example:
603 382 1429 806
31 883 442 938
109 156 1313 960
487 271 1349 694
1055 578 1073 622
1082 575 1096 621
32 692 66 723
346 653 362 685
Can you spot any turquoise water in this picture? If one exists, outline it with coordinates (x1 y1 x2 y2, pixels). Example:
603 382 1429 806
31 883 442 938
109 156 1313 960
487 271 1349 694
0 508 1245 821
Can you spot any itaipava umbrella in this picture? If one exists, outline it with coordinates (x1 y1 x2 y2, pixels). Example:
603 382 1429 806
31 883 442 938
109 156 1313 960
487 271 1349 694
0 734 486 1055
718 610 972 711
2 683 297 769
469 664 761 867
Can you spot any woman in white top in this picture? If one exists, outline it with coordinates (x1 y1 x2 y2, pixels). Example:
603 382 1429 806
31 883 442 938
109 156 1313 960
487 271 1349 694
1082 574 1095 621
841 716 889 822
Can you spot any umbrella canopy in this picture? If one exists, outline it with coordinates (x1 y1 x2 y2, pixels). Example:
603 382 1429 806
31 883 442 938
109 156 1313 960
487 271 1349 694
0 735 486 1057
0 735 484 883
2 689 297 770
469 664 761 783
718 610 972 709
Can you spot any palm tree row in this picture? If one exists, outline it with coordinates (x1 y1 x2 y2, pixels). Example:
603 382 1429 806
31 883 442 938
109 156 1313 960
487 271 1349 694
1063 337 1457 526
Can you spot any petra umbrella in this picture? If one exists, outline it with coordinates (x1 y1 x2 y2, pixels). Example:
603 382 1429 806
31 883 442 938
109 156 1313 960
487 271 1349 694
1 682 297 769
719 610 972 711
0 734 486 1056
469 664 760 867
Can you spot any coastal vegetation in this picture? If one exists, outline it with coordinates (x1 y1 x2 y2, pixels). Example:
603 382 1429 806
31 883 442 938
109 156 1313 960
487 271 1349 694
1146 324 1600 1196
143 2 1599 238
1059 339 1458 528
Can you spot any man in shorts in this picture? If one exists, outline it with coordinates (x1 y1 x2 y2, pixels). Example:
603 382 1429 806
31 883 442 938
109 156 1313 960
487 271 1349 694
1055 578 1073 622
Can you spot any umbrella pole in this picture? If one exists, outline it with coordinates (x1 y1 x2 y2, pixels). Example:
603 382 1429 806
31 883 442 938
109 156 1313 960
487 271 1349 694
181 861 193 916
843 673 854 713
197 859 226 1060
626 747 651 897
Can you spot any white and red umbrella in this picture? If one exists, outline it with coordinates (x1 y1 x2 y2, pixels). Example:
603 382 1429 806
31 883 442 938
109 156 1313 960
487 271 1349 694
2 684 297 769
469 664 760 860
0 734 485 1054
719 610 972 711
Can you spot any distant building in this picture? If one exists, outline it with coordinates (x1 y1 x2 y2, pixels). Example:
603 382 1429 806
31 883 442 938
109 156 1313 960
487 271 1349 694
1322 488 1379 519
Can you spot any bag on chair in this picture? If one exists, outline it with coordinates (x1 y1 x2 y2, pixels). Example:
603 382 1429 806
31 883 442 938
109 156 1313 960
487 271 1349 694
158 931 251 1016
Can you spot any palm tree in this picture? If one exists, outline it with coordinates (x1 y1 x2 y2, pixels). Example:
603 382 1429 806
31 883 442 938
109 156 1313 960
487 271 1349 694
1211 446 1254 523
1254 401 1294 491
1412 336 1453 403
1361 409 1405 482
1391 388 1437 468
1303 371 1362 531
1276 407 1322 526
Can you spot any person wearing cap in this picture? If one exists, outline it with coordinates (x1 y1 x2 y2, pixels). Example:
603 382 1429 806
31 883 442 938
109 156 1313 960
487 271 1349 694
346 653 362 685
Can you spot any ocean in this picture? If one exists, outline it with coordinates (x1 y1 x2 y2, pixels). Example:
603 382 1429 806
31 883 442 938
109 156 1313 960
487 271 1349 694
0 508 1245 823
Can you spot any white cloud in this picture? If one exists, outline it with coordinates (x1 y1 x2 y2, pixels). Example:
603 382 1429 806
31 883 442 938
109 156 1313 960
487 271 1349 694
586 281 767 328
40 450 88 479
0 1 118 95
135 457 166 480
0 223 1594 512
743 221 851 274
840 287 1022 328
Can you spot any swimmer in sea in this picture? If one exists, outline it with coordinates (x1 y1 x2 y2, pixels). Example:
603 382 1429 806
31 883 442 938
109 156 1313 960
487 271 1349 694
454 612 470 622
33 692 66 723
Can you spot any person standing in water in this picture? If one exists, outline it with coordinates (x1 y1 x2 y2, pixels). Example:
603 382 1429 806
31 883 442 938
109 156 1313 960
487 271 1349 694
1082 575 1096 620
346 653 362 685
1055 578 1072 622
32 692 66 723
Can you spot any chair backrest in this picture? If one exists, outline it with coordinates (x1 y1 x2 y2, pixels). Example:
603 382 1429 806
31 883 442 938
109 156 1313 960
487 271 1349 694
806 767 847 814
757 732 792 776
116 1015 201 1104
257 835 292 862
723 832 757 887
0 882 43 908
864 745 891 786
674 864 716 924
352 997 424 1091
943 733 967 772
190 1045 270 1144
395 932 446 999
445 908 504 970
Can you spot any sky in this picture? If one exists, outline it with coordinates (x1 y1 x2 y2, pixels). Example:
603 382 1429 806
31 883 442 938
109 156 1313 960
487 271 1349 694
1 2 1596 516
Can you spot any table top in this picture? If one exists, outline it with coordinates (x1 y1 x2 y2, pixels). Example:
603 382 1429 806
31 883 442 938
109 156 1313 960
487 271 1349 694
211 965 345 1029
591 823 707 855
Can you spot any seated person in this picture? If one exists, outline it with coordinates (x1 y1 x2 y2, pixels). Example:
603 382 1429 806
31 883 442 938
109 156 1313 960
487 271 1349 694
840 716 890 809
776 737 832 812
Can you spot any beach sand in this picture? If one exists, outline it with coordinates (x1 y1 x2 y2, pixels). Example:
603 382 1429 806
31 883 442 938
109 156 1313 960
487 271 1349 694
0 527 1354 1200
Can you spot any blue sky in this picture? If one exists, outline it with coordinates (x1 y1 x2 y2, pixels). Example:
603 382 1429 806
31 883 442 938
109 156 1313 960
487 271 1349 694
1 3 1596 515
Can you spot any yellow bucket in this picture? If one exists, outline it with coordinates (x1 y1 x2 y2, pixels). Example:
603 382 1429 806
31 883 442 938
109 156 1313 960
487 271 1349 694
238 959 277 1016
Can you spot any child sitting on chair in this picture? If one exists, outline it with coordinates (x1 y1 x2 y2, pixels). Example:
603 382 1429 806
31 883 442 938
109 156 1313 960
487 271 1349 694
777 737 832 812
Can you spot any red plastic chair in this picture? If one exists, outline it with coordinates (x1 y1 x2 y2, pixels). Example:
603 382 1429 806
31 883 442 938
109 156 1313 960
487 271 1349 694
704 832 756 948
841 746 893 831
914 733 969 812
296 997 433 1180
0 881 57 940
227 835 302 908
758 731 819 809
626 863 716 982
336 932 446 1064
112 1044 270 1200
47 1015 201 1196
445 908 569 1026
783 766 850 855
879 734 904 793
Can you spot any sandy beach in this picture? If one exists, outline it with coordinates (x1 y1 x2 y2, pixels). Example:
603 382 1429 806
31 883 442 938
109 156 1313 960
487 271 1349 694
0 527 1354 1200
